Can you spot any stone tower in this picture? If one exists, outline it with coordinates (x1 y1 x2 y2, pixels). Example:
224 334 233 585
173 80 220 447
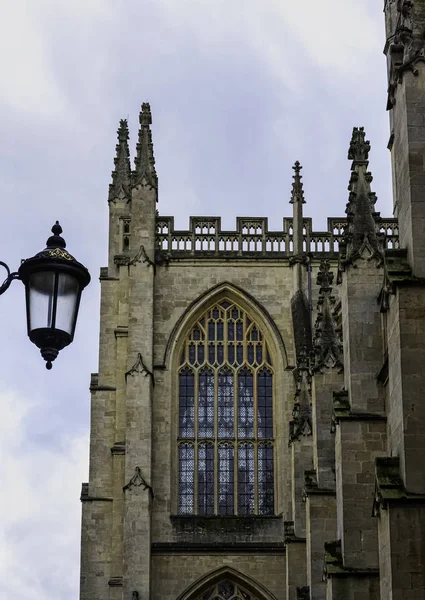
80 3 425 599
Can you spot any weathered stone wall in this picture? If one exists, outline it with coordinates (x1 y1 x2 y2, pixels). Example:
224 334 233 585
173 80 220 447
151 554 285 600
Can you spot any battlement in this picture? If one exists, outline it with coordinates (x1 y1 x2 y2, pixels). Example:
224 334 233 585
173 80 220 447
155 216 399 258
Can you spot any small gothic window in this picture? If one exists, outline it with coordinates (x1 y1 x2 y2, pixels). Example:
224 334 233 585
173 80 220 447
178 300 274 516
198 580 260 600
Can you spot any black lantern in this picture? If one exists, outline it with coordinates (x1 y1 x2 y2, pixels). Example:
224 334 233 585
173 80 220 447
0 221 91 369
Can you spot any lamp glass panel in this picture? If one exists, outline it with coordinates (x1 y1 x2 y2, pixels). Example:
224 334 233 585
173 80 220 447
55 273 80 336
28 271 56 331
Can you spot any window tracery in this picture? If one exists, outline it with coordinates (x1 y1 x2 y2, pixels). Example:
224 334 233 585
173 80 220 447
178 299 274 516
198 580 259 600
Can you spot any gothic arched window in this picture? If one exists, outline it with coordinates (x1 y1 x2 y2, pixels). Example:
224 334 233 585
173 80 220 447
178 299 274 516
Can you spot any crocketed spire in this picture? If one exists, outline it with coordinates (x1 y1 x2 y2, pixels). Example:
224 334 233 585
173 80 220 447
133 102 158 195
289 347 313 443
289 161 306 257
108 119 131 203
343 127 383 266
314 260 343 372
290 161 306 205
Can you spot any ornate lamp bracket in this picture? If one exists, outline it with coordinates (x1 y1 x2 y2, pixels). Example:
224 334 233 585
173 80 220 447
0 261 20 296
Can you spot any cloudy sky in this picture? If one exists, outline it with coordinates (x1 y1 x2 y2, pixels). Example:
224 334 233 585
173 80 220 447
0 1 392 598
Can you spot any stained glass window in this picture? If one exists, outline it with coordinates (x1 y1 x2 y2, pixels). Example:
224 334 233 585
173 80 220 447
198 580 259 600
178 299 274 515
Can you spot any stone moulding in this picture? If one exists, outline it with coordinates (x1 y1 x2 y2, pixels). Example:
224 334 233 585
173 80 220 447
125 352 154 385
108 577 123 587
123 466 154 498
331 389 386 432
373 456 425 516
111 441 126 456
151 542 286 554
323 540 379 579
80 482 112 503
89 373 116 392
303 469 336 500
284 520 306 544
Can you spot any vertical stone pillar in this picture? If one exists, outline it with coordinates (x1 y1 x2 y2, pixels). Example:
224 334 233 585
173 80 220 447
375 458 425 599
304 482 336 600
384 0 425 277
122 103 158 600
285 522 308 600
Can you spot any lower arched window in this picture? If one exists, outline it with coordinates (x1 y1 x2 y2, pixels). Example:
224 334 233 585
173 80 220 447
177 299 275 516
199 580 259 600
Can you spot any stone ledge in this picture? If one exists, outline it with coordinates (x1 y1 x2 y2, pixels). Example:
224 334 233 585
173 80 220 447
89 373 116 392
151 542 286 554
373 457 425 516
111 441 126 455
80 482 113 503
303 469 336 498
323 540 379 579
284 521 306 544
331 389 386 431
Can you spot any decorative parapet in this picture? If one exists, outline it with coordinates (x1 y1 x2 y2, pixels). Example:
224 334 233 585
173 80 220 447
155 216 398 259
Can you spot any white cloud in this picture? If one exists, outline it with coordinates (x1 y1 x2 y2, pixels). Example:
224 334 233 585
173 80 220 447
0 387 88 600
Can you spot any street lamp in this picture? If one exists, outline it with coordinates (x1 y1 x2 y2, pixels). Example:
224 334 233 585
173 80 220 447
0 221 90 369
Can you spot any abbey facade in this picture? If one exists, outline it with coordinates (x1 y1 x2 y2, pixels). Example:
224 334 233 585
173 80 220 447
79 2 425 599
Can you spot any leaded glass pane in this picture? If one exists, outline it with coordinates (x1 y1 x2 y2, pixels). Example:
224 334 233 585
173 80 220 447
218 443 234 515
178 443 194 514
179 368 194 437
238 368 254 438
258 443 274 515
217 343 224 365
257 368 273 439
198 343 205 364
198 443 214 515
238 443 254 515
218 368 234 438
236 344 243 365
199 582 253 600
198 368 214 438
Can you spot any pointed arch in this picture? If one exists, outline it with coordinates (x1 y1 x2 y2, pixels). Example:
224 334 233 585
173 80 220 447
163 281 288 369
176 566 278 600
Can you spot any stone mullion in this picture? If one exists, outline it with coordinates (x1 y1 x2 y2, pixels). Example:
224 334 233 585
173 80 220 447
194 367 199 515
254 368 259 514
234 369 239 515
214 366 219 515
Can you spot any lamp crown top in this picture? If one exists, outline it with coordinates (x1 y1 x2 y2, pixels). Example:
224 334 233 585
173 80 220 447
47 221 66 249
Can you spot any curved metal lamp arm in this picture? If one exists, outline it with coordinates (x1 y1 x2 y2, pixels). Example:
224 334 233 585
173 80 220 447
0 261 20 296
